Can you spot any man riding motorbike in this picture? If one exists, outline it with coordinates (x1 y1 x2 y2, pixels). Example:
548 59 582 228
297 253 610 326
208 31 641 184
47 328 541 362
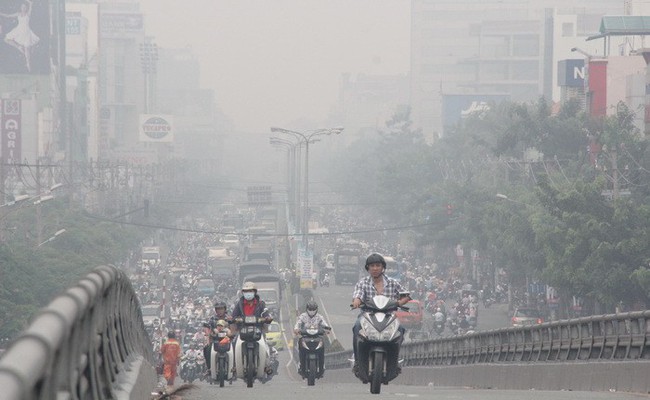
294 300 331 377
230 281 274 376
351 253 410 376
180 342 203 380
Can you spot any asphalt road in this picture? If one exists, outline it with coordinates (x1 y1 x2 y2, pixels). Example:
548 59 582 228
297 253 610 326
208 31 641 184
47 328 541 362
171 283 645 400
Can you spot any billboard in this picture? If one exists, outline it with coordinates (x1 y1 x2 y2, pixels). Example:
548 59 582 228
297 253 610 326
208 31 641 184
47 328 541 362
1 99 22 163
557 59 585 87
0 0 50 74
442 94 510 133
587 60 608 117
100 12 143 38
139 114 174 143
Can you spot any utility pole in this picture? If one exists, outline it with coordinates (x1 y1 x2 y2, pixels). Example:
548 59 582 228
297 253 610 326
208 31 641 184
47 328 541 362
36 160 42 245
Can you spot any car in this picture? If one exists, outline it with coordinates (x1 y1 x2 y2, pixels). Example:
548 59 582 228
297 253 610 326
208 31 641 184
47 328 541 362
395 299 424 330
265 321 284 350
511 307 544 327
141 304 161 328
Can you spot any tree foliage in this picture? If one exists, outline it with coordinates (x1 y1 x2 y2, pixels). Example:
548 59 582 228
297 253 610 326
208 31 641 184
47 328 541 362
327 100 650 313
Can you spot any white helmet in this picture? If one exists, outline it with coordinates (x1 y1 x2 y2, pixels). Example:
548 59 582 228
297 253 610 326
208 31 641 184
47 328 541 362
242 281 257 292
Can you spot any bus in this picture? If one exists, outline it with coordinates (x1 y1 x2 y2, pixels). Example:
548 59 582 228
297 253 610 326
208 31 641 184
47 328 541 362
334 249 362 285
383 256 406 282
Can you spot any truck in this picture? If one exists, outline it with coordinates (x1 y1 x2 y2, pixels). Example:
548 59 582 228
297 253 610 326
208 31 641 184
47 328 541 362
141 246 161 267
207 247 236 282
237 260 273 286
334 249 362 285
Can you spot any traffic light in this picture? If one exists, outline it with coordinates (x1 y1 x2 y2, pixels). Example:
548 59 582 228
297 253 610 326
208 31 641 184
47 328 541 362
446 204 453 216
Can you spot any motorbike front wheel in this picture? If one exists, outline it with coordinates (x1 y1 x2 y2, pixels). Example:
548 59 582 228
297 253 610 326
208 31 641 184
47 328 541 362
218 357 226 387
307 358 317 386
245 347 256 388
370 352 384 394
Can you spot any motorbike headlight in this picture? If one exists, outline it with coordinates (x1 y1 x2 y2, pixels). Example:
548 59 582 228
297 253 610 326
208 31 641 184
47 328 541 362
381 321 400 341
360 318 388 341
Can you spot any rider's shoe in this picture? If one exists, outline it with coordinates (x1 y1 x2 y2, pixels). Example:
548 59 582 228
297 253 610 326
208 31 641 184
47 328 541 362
264 366 274 375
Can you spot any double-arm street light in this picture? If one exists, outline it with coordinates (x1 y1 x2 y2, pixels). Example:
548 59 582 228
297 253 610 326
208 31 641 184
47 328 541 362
270 126 343 250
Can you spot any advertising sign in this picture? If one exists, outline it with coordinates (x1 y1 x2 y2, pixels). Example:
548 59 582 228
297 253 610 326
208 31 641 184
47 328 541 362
557 59 585 87
442 94 510 133
0 0 51 74
100 12 143 37
299 246 314 289
139 114 174 143
1 99 22 163
66 12 81 35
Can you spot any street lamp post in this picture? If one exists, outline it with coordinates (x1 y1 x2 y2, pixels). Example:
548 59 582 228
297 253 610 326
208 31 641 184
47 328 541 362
270 137 299 225
270 126 343 250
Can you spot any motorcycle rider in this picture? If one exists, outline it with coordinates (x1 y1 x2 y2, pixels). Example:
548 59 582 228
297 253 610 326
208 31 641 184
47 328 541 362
293 300 331 377
321 273 331 287
433 307 446 333
230 281 274 376
181 342 203 380
351 253 410 375
203 301 231 376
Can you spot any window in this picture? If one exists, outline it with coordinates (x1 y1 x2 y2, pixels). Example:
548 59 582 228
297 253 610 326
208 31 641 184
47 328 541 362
512 61 539 80
512 34 539 57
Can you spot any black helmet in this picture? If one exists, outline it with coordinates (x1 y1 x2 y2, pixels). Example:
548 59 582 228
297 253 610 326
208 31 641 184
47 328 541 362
365 253 386 271
306 301 318 312
214 301 227 310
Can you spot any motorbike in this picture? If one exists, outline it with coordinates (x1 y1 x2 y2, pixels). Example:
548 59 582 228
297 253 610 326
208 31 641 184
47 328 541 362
433 320 445 336
268 346 279 376
298 325 331 386
210 330 234 387
447 318 459 335
232 315 272 388
321 275 331 287
181 355 201 383
353 294 407 394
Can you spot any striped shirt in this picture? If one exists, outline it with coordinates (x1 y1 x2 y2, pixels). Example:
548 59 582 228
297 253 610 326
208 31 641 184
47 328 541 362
352 274 405 304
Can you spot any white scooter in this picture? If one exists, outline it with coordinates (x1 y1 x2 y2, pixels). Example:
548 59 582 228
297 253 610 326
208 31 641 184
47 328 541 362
232 316 272 388
210 330 234 387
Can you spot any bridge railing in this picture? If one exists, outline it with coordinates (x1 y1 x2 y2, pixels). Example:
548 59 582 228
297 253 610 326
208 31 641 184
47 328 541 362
0 265 157 400
325 310 650 369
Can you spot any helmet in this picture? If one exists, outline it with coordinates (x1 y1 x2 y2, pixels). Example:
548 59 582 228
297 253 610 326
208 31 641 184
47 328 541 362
216 319 227 328
214 301 227 310
365 253 386 271
306 301 318 312
242 281 257 292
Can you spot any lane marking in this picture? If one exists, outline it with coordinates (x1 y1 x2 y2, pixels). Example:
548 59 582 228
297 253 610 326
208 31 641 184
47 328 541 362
318 296 338 342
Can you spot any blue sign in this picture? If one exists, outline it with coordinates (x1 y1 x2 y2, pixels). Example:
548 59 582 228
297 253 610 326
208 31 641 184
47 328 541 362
557 59 585 87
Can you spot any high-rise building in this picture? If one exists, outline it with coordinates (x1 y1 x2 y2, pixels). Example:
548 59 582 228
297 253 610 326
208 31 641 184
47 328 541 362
410 0 624 141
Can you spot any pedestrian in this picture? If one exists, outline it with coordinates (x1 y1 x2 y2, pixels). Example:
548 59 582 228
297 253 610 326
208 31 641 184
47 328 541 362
160 331 181 392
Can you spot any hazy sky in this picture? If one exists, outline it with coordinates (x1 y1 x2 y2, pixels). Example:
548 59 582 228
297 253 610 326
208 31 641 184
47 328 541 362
139 0 411 133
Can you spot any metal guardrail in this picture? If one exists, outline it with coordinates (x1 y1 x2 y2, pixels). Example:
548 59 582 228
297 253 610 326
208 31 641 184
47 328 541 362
0 265 157 400
325 310 650 369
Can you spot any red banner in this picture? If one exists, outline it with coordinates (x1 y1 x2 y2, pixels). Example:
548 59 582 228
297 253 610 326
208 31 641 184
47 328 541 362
1 99 22 163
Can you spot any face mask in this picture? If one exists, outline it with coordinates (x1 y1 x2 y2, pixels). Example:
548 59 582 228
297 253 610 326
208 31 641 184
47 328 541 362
307 310 317 317
243 292 255 301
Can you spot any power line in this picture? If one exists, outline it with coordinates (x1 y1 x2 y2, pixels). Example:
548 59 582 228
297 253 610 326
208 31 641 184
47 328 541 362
84 213 440 237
